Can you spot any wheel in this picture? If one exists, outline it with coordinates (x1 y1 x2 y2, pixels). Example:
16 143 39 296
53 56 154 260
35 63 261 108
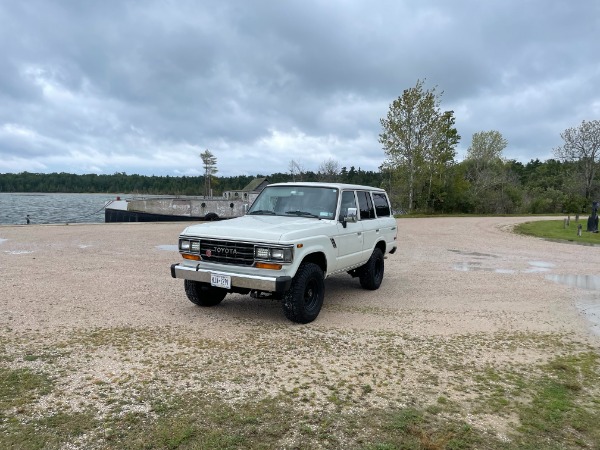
282 263 325 324
184 280 227 306
359 248 384 290
204 213 219 221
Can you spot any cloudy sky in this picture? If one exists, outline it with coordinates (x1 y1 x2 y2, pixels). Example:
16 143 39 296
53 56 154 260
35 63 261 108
1 1 598 177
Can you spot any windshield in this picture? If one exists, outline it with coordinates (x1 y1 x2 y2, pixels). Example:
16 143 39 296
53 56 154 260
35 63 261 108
248 186 339 219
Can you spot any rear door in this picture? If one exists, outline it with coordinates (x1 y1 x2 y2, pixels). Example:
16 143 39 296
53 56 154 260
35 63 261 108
356 190 377 257
372 191 397 250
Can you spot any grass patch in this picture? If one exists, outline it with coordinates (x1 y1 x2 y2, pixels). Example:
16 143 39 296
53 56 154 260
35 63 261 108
2 328 599 449
515 220 600 245
2 351 599 449
0 367 53 413
514 353 600 448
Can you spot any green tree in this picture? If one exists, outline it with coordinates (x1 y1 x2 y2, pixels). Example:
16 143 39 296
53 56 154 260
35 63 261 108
554 119 600 201
423 110 460 211
200 149 218 197
379 79 449 212
463 131 511 213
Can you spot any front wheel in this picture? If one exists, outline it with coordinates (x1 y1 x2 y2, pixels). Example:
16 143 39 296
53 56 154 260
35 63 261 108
359 248 384 290
184 280 227 306
282 263 325 324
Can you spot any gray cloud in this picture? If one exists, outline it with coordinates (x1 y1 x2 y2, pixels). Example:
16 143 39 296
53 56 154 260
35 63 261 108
0 0 598 177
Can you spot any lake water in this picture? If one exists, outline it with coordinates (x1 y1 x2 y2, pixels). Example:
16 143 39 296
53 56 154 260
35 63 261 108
0 193 124 225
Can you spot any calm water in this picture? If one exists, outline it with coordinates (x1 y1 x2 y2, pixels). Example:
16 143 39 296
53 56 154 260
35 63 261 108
0 193 124 225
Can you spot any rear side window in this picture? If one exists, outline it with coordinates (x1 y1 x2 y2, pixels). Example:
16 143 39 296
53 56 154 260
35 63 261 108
372 192 391 217
357 191 375 219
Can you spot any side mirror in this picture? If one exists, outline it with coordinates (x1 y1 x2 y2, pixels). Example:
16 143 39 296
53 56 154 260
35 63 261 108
342 207 358 228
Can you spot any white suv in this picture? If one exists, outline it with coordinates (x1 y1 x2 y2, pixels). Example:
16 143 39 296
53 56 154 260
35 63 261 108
170 182 397 323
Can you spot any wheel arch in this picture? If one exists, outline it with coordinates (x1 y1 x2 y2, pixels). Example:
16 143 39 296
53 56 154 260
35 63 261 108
375 239 386 254
299 251 327 274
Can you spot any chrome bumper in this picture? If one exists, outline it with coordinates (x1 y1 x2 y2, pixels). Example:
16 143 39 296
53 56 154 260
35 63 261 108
170 263 292 293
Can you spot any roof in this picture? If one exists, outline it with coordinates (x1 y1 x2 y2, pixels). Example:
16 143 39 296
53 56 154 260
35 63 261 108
267 181 385 191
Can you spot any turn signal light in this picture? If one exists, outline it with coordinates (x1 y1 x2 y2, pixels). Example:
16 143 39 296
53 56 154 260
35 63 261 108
182 254 201 261
255 262 282 270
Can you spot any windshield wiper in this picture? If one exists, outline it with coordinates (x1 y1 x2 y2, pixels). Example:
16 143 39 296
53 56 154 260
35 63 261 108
285 210 320 219
249 210 276 215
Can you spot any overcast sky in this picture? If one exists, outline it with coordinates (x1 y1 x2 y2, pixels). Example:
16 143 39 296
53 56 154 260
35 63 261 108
0 1 598 177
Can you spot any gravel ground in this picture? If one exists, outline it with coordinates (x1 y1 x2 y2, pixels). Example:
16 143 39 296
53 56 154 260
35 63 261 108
1 217 598 337
1 217 599 444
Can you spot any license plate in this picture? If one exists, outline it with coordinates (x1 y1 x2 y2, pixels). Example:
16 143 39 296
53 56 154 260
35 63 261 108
210 273 231 289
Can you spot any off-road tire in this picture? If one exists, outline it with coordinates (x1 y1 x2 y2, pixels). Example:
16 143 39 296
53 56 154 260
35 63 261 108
359 248 384 290
184 280 227 306
282 263 325 324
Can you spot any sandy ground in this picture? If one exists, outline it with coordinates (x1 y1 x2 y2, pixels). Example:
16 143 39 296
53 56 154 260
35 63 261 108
1 217 599 444
1 217 598 338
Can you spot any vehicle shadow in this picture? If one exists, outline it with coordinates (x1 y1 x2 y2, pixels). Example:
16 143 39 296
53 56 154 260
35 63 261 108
180 273 366 325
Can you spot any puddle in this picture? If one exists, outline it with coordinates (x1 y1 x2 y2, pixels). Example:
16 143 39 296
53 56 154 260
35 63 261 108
454 262 484 272
448 249 498 258
156 244 178 251
545 274 600 291
523 261 555 273
453 260 554 274
452 262 513 273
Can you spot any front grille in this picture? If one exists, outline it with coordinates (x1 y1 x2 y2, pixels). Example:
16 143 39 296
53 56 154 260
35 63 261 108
200 239 255 266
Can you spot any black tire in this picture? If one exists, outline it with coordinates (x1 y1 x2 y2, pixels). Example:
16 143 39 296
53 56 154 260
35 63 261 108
282 263 325 324
184 280 227 306
204 213 219 221
359 248 384 290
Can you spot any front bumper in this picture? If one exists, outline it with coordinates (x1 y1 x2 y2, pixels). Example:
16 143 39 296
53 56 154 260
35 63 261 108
170 263 292 293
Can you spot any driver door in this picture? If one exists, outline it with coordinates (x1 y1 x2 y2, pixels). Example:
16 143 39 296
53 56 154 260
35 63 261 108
334 190 364 269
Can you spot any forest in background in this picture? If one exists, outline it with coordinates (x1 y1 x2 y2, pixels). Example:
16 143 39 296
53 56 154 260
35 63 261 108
0 157 597 215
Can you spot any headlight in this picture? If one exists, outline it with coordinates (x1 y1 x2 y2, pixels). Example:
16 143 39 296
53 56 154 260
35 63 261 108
179 239 200 253
254 246 293 262
271 248 287 260
256 247 270 259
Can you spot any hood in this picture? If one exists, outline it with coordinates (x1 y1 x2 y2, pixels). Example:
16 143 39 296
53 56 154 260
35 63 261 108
180 215 335 243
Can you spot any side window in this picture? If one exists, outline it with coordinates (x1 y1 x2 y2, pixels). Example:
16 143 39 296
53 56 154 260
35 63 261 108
356 191 375 219
372 192 391 217
340 190 357 219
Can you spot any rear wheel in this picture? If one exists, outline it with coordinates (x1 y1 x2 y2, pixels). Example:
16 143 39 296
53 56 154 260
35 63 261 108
283 263 324 324
359 248 384 290
184 280 227 306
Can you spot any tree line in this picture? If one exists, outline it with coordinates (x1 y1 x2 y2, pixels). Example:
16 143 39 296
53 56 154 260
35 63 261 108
0 156 595 215
0 167 382 197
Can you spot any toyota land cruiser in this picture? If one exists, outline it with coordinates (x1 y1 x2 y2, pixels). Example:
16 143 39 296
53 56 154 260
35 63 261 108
170 182 397 323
